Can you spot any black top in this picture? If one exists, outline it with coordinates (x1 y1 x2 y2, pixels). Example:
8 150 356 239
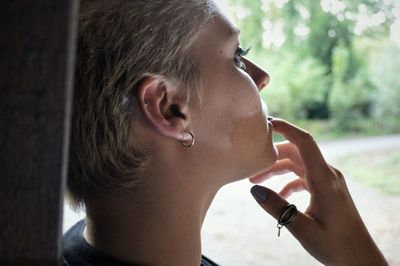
63 219 219 266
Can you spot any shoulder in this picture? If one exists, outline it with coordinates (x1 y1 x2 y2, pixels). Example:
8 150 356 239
63 219 87 266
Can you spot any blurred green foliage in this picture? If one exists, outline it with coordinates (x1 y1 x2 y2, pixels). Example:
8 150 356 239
223 0 399 136
370 41 400 127
329 41 374 131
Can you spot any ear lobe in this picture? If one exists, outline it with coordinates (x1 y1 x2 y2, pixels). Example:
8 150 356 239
137 76 190 141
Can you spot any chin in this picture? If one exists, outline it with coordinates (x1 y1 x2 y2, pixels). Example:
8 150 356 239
270 141 279 163
263 141 278 170
224 123 278 184
251 140 278 178
235 142 278 183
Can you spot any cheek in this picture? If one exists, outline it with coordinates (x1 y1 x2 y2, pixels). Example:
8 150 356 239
196 63 266 146
229 100 268 151
211 77 266 151
223 74 275 164
194 73 276 180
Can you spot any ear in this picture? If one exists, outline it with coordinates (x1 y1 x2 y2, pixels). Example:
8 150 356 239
137 76 191 142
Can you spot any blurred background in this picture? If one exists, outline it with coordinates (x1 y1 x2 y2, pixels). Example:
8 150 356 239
218 0 400 138
201 0 400 265
64 0 400 265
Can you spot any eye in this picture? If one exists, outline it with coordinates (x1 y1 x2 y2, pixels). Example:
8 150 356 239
234 46 251 70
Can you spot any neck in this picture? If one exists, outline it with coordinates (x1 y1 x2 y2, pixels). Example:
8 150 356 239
84 171 219 266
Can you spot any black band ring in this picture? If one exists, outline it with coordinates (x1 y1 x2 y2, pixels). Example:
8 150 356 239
278 204 297 227
277 204 297 236
278 204 297 226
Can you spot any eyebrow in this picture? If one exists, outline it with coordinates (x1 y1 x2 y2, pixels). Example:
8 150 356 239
227 27 240 48
229 27 240 37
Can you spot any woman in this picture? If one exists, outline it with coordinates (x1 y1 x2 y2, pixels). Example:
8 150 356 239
64 0 388 265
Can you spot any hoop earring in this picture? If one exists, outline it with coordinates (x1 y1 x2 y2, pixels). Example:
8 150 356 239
182 131 195 147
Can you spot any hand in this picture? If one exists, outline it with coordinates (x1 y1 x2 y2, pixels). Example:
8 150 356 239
249 118 388 266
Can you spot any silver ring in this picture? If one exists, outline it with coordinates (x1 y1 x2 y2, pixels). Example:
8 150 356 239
182 131 195 147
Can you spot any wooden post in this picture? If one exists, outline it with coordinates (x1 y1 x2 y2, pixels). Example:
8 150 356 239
0 0 79 265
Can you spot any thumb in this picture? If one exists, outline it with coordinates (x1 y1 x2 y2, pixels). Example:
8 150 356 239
250 185 291 219
250 185 316 238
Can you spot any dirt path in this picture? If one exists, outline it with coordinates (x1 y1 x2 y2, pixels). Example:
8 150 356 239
63 135 400 265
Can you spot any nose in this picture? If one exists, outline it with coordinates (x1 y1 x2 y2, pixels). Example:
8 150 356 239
242 57 270 91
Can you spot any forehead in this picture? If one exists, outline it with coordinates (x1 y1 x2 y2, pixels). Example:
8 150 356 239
188 11 240 85
210 14 240 42
192 12 240 54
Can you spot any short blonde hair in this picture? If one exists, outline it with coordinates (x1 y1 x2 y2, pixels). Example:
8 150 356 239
67 0 217 210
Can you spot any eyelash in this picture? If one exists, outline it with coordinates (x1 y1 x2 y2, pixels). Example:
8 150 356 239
234 46 251 70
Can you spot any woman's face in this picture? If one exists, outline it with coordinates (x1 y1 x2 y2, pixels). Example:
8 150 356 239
189 12 278 184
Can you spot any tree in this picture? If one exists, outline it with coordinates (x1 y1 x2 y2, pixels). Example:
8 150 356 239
369 40 400 131
329 41 374 130
225 0 395 121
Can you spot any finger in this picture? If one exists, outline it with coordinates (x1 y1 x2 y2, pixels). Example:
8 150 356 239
267 158 305 178
250 185 318 238
275 141 302 165
271 118 330 177
279 178 309 199
328 164 345 180
249 159 305 184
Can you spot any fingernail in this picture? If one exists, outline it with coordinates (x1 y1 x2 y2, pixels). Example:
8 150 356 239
251 185 268 203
